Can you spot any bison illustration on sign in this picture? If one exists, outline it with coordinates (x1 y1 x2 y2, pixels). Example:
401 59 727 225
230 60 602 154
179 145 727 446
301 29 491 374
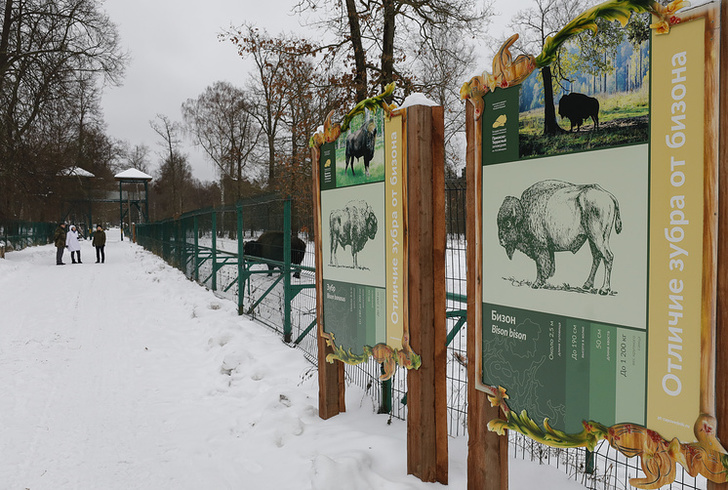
329 200 378 269
496 180 622 295
558 93 599 132
345 120 377 177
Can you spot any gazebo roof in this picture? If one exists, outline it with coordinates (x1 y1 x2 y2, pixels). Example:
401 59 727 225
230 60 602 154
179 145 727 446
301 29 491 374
114 168 152 182
59 166 95 178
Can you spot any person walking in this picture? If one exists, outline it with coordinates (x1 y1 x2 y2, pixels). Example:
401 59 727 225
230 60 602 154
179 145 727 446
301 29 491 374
53 223 67 265
92 224 106 263
66 225 82 264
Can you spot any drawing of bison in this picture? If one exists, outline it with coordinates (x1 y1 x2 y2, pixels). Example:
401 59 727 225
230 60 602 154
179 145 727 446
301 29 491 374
558 93 599 132
496 180 622 295
345 120 377 177
244 231 306 278
329 200 378 269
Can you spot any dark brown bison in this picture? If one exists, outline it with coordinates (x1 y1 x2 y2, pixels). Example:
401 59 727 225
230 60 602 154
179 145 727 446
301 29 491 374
329 200 378 269
558 93 599 132
497 180 622 295
345 121 377 177
244 231 306 278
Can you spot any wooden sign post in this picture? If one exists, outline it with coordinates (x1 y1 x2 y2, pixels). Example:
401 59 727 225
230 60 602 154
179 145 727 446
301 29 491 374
708 2 728 490
405 105 448 484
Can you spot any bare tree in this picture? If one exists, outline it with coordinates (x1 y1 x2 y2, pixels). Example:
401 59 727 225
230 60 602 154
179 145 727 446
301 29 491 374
150 114 189 216
126 144 152 174
182 81 261 202
410 28 477 173
0 0 127 218
295 0 493 102
224 25 289 186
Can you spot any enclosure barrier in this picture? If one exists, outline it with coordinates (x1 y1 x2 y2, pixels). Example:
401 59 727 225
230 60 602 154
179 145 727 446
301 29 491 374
133 187 703 489
0 220 56 255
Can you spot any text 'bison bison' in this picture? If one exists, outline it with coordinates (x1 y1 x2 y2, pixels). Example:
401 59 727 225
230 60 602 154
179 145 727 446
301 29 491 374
243 231 306 278
345 120 377 177
558 93 599 132
497 180 622 295
329 200 378 269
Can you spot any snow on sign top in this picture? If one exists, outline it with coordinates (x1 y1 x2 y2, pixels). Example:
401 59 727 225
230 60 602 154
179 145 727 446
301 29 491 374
398 93 438 109
114 168 152 181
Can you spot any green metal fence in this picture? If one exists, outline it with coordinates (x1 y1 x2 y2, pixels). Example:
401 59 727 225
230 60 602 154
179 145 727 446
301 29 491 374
0 220 56 255
134 188 471 431
135 197 317 345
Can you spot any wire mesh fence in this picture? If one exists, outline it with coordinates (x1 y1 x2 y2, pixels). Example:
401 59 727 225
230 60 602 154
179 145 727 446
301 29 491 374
134 184 705 490
0 220 56 255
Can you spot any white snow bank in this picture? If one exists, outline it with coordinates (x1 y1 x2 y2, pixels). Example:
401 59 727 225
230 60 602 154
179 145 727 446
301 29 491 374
0 236 587 489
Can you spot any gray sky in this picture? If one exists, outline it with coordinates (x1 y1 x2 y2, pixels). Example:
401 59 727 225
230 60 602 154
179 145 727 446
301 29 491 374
100 0 529 183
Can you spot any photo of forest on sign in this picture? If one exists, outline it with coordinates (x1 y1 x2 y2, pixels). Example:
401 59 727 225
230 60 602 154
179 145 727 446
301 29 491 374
518 14 650 159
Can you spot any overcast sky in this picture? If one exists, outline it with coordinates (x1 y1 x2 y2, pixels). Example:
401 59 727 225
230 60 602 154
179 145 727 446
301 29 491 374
100 0 530 183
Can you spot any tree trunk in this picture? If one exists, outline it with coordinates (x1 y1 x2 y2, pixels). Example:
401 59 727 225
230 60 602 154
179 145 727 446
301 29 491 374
267 132 275 186
381 0 395 95
344 0 368 102
541 66 562 136
0 0 13 91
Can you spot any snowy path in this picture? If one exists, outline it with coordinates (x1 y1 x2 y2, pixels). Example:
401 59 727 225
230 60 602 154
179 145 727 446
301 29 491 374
0 234 585 489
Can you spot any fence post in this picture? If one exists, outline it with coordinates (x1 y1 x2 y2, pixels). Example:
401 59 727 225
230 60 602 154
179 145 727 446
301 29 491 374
211 211 217 291
283 199 292 343
194 216 199 282
237 203 244 315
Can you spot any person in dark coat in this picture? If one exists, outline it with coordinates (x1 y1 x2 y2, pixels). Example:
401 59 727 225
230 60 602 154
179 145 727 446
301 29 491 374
92 224 106 263
53 223 67 265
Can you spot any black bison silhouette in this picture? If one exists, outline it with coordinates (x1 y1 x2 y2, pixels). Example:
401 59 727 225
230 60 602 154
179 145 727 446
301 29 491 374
497 180 622 295
558 93 599 132
244 231 306 278
345 121 377 177
329 200 378 269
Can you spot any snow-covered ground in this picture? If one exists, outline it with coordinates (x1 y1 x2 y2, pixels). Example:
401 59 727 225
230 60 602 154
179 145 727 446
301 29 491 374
0 232 588 489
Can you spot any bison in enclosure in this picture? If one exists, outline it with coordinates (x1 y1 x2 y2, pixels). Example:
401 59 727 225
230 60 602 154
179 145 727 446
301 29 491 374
558 93 599 132
243 231 306 278
497 180 622 295
329 200 378 269
345 121 377 177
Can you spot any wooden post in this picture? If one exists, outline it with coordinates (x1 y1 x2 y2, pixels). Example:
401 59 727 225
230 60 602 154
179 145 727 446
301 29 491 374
406 105 448 484
311 145 345 419
465 102 508 490
708 2 727 490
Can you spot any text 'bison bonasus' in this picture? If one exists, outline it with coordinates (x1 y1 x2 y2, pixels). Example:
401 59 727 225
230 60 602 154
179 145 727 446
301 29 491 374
497 180 622 295
243 231 306 278
329 200 378 269
558 92 599 132
345 120 377 177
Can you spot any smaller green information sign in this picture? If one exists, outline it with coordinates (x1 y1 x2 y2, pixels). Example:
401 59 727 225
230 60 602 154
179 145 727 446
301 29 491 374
320 142 337 191
481 87 520 165
323 279 386 357
483 304 646 433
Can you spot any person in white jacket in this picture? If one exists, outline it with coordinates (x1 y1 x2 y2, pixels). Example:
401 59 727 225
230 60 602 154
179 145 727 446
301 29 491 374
65 225 83 264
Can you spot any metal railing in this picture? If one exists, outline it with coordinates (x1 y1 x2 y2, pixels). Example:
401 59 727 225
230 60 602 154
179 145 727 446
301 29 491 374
0 220 56 255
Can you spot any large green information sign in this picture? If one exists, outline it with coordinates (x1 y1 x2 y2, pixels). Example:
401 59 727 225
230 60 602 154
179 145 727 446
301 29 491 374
463 1 724 487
